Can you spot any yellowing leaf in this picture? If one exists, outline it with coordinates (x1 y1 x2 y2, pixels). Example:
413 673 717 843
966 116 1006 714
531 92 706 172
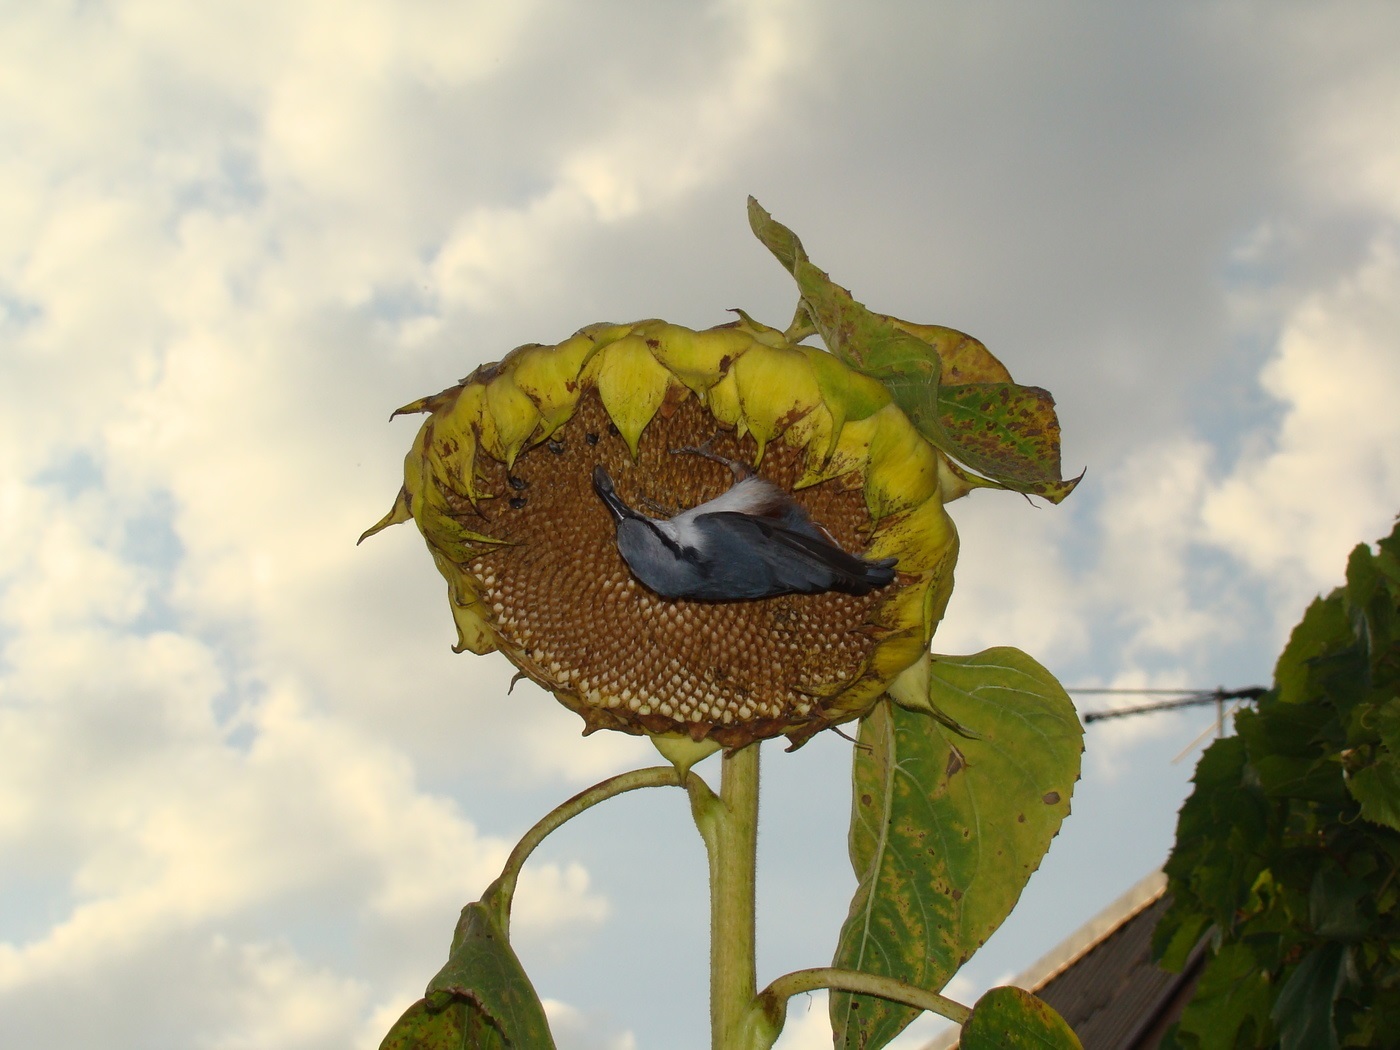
831 649 1082 1048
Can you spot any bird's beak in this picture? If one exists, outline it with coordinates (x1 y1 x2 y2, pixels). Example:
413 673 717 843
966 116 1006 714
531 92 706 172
592 465 638 522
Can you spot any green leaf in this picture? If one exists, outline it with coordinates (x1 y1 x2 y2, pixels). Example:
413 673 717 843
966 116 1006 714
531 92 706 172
1158 736 1271 944
1309 864 1371 941
934 383 1081 504
379 994 470 1050
1347 754 1400 830
831 649 1083 1049
1345 536 1400 675
379 901 555 1050
1175 942 1273 1049
960 986 1083 1049
1272 942 1348 1050
747 197 1080 504
1251 753 1347 804
1274 595 1353 706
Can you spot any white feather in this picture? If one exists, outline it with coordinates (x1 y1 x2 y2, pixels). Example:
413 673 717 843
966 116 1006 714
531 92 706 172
654 477 784 552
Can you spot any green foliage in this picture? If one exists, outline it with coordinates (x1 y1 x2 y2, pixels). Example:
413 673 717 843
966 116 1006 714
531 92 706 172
961 986 1083 1049
831 650 1083 1049
379 899 556 1050
1156 520 1400 1049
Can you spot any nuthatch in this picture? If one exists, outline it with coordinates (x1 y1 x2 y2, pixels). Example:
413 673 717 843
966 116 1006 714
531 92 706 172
592 453 897 601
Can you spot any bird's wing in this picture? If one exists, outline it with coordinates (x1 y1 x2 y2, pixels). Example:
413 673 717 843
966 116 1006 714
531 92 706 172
696 512 896 595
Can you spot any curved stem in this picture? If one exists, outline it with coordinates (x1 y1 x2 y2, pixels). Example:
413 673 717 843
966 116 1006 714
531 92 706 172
756 967 971 1029
486 764 683 932
691 744 761 1050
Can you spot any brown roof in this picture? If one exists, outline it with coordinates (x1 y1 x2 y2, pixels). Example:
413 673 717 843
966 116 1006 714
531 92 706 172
923 870 1207 1050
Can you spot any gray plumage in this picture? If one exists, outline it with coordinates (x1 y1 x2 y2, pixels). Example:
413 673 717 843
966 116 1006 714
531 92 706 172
592 465 897 601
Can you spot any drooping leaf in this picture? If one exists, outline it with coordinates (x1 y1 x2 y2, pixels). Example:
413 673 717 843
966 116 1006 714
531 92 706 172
380 901 555 1050
831 649 1082 1049
1272 942 1348 1050
932 383 1080 504
959 986 1083 1050
748 197 1080 504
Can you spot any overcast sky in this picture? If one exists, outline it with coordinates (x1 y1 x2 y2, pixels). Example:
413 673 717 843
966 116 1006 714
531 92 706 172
3 3 1399 1048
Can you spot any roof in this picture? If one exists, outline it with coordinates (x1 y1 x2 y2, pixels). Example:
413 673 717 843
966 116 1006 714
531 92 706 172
922 870 1208 1049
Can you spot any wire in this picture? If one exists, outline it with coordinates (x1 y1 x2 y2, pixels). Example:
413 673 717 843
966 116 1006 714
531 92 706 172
1074 686 1267 724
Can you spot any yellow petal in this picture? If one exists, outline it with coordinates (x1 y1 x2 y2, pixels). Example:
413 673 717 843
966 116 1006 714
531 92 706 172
484 369 542 468
795 410 878 489
510 335 599 435
424 403 488 504
586 334 677 458
705 366 744 431
644 323 753 394
733 343 820 460
866 494 957 573
358 485 413 543
781 401 835 477
430 549 498 655
799 344 891 461
864 404 941 520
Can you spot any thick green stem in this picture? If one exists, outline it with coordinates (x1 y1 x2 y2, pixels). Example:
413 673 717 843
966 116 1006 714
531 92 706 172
486 764 682 932
689 744 761 1050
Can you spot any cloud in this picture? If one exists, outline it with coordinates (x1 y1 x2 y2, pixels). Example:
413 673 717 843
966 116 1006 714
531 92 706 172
544 998 638 1050
1203 234 1400 592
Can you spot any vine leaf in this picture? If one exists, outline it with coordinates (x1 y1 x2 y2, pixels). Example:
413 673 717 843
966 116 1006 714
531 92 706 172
747 197 1081 503
831 648 1084 1049
960 986 1083 1049
379 899 556 1050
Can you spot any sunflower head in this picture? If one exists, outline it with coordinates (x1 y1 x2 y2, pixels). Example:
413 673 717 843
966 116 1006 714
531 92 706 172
363 314 959 749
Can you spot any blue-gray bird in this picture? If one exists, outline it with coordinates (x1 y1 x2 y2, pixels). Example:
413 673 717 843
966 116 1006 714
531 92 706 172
592 462 897 601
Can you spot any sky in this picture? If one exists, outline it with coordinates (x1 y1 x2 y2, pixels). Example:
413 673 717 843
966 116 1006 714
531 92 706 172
2 2 1399 1048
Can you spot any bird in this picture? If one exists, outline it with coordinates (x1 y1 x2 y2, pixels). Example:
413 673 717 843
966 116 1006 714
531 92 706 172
591 454 897 601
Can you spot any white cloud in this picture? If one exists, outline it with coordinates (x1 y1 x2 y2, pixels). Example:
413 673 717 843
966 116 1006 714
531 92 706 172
544 998 638 1050
1203 234 1400 593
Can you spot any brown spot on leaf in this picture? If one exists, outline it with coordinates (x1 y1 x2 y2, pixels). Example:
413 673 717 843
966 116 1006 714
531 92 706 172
945 745 965 777
1042 791 1061 805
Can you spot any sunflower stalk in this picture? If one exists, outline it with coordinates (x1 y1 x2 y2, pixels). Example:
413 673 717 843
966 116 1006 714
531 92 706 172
687 745 765 1049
